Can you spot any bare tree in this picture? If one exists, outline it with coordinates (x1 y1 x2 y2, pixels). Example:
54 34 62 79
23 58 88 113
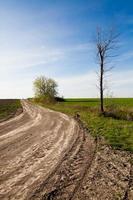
96 27 118 113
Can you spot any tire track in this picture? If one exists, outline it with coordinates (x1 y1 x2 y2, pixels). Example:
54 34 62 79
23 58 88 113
28 120 95 200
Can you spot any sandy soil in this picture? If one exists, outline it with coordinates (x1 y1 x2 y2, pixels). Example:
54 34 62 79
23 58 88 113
0 100 132 200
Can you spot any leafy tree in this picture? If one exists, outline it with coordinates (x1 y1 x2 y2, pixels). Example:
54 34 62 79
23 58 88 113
33 76 58 98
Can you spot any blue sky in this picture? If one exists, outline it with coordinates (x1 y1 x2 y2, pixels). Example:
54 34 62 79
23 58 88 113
0 0 133 98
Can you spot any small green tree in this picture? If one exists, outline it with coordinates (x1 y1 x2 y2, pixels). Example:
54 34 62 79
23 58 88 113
33 76 58 98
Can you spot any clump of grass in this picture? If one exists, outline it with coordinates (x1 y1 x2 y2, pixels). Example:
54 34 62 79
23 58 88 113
33 96 65 105
104 100 133 121
34 96 56 104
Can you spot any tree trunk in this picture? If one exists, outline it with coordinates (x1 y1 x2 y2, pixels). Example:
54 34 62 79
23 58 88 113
100 61 104 113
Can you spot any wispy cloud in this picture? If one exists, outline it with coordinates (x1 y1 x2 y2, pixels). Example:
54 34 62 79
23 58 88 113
57 69 133 98
57 71 97 98
0 67 132 98
0 42 93 70
0 47 64 69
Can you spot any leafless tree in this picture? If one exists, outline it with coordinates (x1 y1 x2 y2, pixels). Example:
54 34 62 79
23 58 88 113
96 27 118 113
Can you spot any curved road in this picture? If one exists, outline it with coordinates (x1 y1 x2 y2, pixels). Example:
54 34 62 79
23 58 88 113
0 100 95 200
0 100 132 200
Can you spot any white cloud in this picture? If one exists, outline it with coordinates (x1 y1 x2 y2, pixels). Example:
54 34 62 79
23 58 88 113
0 78 33 99
0 42 93 71
57 71 97 98
0 41 132 99
0 47 65 70
57 69 133 98
0 69 133 99
112 70 133 97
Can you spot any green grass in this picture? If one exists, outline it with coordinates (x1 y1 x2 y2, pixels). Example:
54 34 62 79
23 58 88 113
0 99 21 120
38 98 133 152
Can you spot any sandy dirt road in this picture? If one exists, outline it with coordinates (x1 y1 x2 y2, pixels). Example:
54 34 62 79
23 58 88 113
0 100 132 200
0 100 95 200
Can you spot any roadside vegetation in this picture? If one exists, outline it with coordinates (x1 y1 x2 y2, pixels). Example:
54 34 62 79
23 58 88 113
0 99 21 121
35 98 133 152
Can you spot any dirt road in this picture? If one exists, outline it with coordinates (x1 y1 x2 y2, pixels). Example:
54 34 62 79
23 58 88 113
0 100 132 200
0 100 95 200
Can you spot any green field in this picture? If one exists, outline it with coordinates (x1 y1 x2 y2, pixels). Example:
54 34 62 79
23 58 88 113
39 98 133 152
0 99 21 121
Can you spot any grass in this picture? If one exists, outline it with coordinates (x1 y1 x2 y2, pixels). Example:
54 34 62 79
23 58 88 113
0 99 21 121
37 98 133 152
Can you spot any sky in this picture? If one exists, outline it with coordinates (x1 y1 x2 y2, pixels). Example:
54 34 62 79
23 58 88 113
0 0 133 98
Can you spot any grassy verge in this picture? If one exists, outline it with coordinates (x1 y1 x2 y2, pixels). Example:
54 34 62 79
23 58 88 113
0 99 21 121
36 98 133 152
